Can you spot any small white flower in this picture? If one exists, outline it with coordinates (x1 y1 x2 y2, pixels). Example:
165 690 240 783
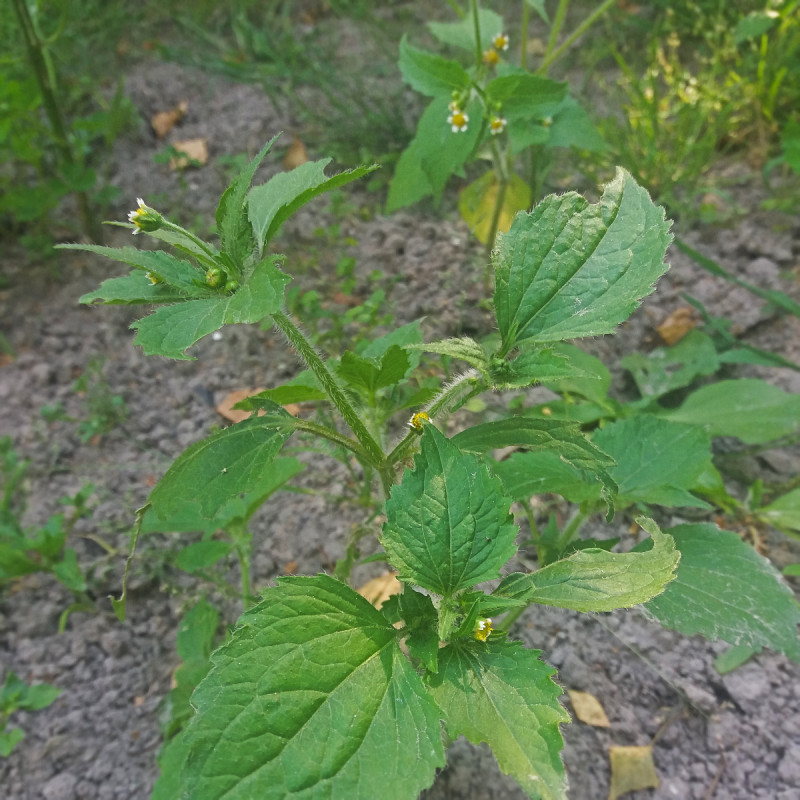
493 33 509 51
489 116 508 136
447 109 469 133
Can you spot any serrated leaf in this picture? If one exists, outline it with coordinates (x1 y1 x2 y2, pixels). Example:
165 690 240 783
494 169 672 352
427 639 568 800
459 171 531 245
149 414 292 521
169 575 445 799
79 270 187 305
249 159 377 250
62 244 208 297
665 379 800 444
495 347 595 389
497 517 679 612
452 418 617 507
543 342 611 404
217 135 279 265
592 416 712 508
131 299 227 360
131 257 289 359
427 8 505 51
337 345 410 396
406 337 489 372
398 36 471 96
641 523 800 659
382 425 517 595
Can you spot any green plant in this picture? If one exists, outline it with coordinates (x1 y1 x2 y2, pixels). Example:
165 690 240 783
600 0 800 217
60 137 800 798
3 0 135 244
72 356 129 443
0 437 96 630
387 1 608 254
0 672 61 757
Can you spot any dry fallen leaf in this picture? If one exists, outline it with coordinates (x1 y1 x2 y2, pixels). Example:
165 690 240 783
608 745 659 799
568 689 611 727
283 136 309 170
151 100 188 138
283 561 298 575
215 388 267 424
169 138 208 170
657 306 695 345
356 571 402 609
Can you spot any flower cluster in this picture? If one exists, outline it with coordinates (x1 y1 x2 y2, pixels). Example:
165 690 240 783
408 411 431 431
474 617 493 642
483 32 509 66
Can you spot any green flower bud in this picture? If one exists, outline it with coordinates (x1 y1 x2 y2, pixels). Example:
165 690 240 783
224 280 240 293
128 198 164 234
205 267 225 288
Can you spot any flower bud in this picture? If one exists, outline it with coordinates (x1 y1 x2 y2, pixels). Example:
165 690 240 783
205 267 226 288
128 198 164 234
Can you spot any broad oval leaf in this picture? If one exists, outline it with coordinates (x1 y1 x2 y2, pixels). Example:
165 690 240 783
382 424 517 595
493 168 672 352
496 517 679 612
166 575 445 800
642 523 800 661
664 378 800 444
149 414 293 521
398 36 471 97
592 415 712 509
428 639 568 800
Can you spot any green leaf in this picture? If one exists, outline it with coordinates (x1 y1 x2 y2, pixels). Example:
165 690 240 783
398 36 471 96
734 11 777 44
496 517 679 612
494 347 596 390
665 379 800 444
131 257 289 359
524 0 549 23
760 488 800 536
387 95 482 211
543 342 611 404
62 245 209 298
406 337 489 372
337 345 410 395
427 8 505 50
217 135 279 265
248 159 377 251
452 418 617 507
0 728 25 757
52 547 87 593
493 168 672 352
642 523 800 661
79 270 187 305
131 300 227 360
382 425 517 595
397 587 440 673
149 414 292 521
175 541 232 573
592 416 712 508
485 73 567 122
547 96 605 152
428 639 568 800
620 330 720 399
170 575 445 799
491 450 600 504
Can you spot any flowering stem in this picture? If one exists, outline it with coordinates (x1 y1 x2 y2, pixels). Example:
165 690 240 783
387 369 484 466
271 311 393 496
